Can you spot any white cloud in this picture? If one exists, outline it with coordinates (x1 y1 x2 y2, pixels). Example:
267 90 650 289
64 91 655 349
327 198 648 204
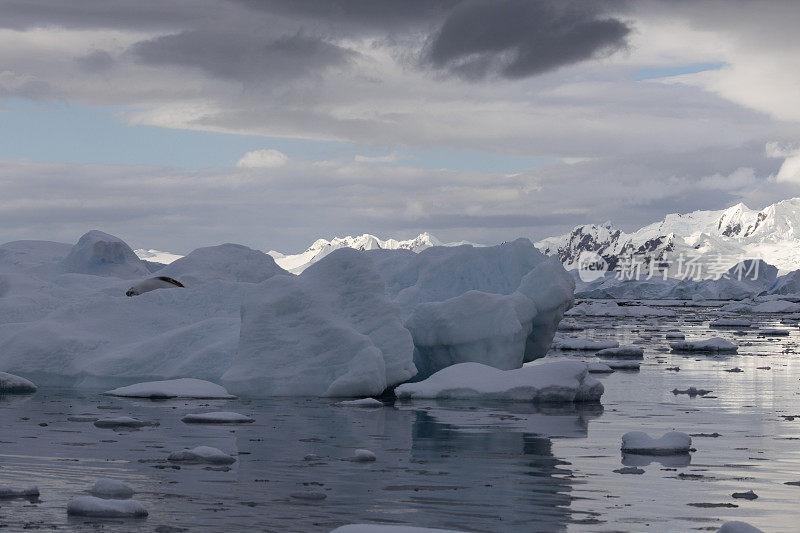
235 149 288 169
354 152 400 164
767 142 800 184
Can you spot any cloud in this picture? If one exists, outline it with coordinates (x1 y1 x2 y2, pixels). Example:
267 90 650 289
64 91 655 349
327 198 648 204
423 0 631 79
133 30 356 83
354 152 400 164
766 141 800 184
236 149 288 168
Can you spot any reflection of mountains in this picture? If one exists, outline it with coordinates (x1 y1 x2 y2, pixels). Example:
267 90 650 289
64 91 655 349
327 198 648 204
404 403 603 532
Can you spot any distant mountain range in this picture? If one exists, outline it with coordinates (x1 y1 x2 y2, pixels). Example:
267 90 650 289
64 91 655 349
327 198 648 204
136 197 800 277
535 198 800 275
135 232 472 274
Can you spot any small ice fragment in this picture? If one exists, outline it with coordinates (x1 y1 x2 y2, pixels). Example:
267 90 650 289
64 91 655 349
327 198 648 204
621 431 691 455
167 446 235 465
90 478 134 499
717 521 764 533
180 412 254 424
335 398 383 408
352 449 376 462
67 496 148 518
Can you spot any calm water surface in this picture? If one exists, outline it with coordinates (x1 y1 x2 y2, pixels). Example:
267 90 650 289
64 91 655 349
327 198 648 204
1 304 799 532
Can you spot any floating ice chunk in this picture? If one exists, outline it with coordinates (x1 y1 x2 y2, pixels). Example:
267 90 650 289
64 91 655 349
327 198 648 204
331 526 467 533
566 301 675 317
90 479 134 499
672 387 712 396
93 417 149 429
710 318 752 328
395 361 603 403
551 336 619 351
168 446 235 465
613 466 644 474
596 346 644 359
0 486 39 498
0 371 37 393
717 522 764 533
586 362 614 373
67 496 148 518
352 449 376 462
105 378 236 399
621 431 691 455
670 337 738 353
335 398 383 408
722 300 800 313
665 332 685 340
224 249 416 397
557 320 583 332
181 412 254 424
605 361 640 370
759 328 790 336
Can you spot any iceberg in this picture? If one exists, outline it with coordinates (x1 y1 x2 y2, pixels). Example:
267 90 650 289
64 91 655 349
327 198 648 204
223 249 416 397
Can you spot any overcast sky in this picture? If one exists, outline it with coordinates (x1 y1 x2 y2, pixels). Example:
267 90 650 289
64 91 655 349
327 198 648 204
2 0 800 253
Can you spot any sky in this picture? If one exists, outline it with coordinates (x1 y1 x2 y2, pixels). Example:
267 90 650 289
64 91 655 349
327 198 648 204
2 0 800 253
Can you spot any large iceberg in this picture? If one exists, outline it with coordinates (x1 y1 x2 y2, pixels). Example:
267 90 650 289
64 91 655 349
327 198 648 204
223 249 417 397
379 241 574 379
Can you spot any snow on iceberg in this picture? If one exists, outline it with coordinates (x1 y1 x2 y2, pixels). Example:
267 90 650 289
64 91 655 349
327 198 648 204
621 431 691 454
670 338 738 353
223 249 416 397
67 496 148 518
395 361 603 403
720 299 800 313
60 230 150 279
157 243 285 285
104 378 235 399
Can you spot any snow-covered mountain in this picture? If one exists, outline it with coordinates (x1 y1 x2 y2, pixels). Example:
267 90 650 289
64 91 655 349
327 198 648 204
268 232 447 273
536 198 800 275
135 233 465 274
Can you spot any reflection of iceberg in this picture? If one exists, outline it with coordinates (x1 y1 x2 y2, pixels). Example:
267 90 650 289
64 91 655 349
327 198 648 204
621 452 691 468
409 411 576 532
397 401 603 438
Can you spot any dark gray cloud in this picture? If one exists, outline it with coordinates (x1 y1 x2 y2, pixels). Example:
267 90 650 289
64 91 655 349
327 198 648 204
133 30 355 82
76 50 115 74
423 0 631 79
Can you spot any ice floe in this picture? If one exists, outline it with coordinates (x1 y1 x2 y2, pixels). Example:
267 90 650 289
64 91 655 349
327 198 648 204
0 371 37 393
395 361 603 402
551 336 619 351
621 431 691 454
168 446 236 464
105 378 235 399
90 478 134 499
181 412 254 424
670 337 738 353
595 346 644 359
67 496 148 518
